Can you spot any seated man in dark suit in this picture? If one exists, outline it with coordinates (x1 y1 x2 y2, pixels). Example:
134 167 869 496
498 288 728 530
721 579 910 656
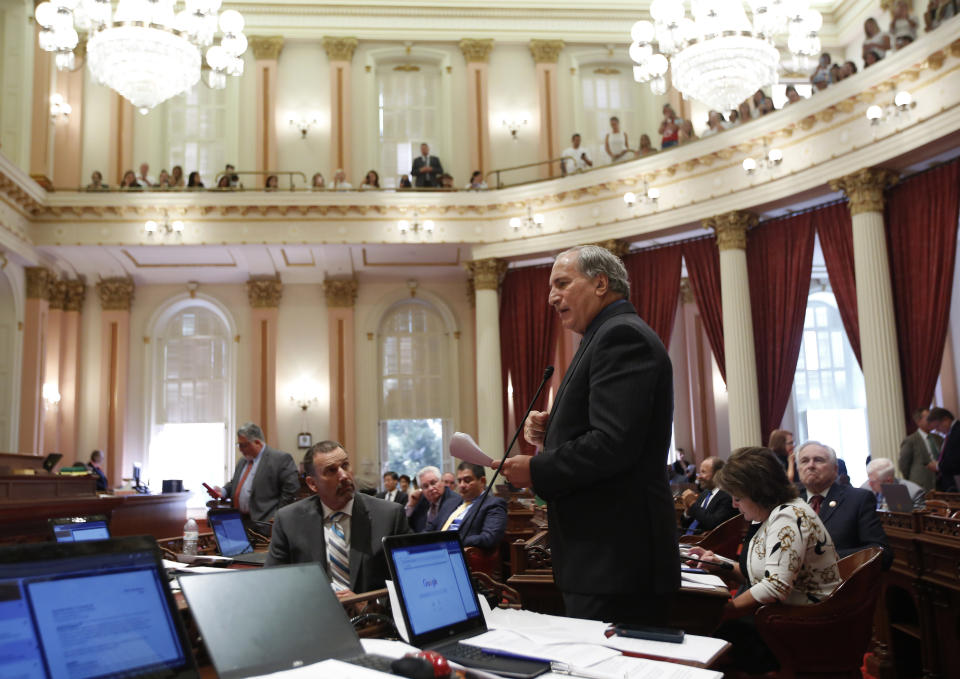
405 465 461 532
441 462 507 548
87 449 109 491
797 441 892 569
266 441 410 595
376 470 408 505
680 456 737 535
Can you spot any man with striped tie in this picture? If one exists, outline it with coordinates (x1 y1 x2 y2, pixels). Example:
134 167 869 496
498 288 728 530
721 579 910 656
266 440 410 595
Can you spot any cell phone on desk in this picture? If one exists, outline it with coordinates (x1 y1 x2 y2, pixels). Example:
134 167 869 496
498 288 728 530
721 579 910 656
612 624 685 644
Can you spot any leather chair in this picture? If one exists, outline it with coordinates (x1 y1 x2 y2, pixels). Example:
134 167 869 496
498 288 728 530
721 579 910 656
755 547 883 679
680 513 747 559
464 545 502 581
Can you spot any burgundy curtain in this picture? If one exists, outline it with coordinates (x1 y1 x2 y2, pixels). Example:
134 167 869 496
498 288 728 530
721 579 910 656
886 160 960 428
747 213 816 442
622 243 683 347
814 202 861 366
499 265 559 454
682 236 726 381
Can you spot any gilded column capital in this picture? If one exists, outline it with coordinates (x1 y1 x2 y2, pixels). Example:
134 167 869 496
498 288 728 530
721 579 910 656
529 39 564 64
96 276 135 311
465 258 507 291
465 277 476 308
64 278 87 312
323 36 358 62
703 211 758 251
589 239 630 258
249 36 285 61
323 279 358 308
679 278 695 305
48 280 68 310
829 168 900 216
247 276 283 308
459 38 494 63
25 267 53 300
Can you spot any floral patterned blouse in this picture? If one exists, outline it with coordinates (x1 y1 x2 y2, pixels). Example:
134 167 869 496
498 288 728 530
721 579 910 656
746 497 842 605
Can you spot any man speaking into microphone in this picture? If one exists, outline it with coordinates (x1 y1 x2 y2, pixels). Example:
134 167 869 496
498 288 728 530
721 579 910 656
495 245 679 624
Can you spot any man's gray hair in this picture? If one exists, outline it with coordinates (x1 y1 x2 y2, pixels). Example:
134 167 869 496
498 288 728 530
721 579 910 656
866 457 896 480
416 465 441 484
795 440 838 465
237 422 265 443
559 245 630 297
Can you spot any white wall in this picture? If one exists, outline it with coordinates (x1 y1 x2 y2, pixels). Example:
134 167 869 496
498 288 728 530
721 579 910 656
0 0 34 171
276 40 331 185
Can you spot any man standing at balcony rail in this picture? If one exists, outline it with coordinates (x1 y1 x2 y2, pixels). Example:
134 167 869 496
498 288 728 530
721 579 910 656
411 143 444 188
561 133 593 175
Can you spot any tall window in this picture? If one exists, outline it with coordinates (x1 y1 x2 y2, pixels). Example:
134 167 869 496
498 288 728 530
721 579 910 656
792 290 869 486
377 64 440 187
165 85 226 186
378 299 452 479
580 65 640 162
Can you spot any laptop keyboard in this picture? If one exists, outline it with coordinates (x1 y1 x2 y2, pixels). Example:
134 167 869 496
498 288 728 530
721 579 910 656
433 641 549 677
344 654 396 673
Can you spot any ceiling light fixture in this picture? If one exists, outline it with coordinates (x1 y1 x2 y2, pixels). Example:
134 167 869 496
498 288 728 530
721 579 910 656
144 213 185 238
742 147 783 175
509 206 545 232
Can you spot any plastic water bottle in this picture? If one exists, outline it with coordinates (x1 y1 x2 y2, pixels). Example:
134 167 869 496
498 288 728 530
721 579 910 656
182 518 198 556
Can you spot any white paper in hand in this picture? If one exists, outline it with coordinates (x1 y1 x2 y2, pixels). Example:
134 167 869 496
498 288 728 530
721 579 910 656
449 432 495 467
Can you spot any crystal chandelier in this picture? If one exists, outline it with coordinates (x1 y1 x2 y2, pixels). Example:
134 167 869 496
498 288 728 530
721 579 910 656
34 0 248 112
629 0 822 113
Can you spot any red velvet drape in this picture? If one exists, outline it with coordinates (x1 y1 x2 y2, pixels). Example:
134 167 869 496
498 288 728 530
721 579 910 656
499 265 559 454
886 160 960 427
623 243 683 347
682 236 726 381
747 213 816 442
814 202 861 366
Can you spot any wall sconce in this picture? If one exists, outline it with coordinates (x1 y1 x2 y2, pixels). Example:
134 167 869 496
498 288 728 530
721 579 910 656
42 383 61 409
288 113 320 139
144 213 185 239
398 212 434 236
866 91 915 126
742 148 783 175
50 93 71 122
289 378 320 449
509 206 545 231
502 117 529 141
624 182 660 209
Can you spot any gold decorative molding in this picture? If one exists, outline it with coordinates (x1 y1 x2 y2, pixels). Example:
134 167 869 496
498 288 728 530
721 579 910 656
96 276 135 311
247 276 283 308
679 278 694 305
465 258 507 291
529 39 564 64
703 211 757 251
249 36 284 60
323 279 358 308
64 279 86 311
25 267 53 300
48 280 67 310
323 36 358 62
393 64 420 72
829 167 900 216
459 38 494 63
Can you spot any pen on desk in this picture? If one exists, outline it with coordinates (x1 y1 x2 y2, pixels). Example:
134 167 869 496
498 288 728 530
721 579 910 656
550 661 623 679
680 556 734 570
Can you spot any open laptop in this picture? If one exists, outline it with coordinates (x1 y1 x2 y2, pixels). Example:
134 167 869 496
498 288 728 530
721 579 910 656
881 483 915 513
179 563 396 678
0 535 197 679
383 531 550 678
49 514 111 542
207 508 269 565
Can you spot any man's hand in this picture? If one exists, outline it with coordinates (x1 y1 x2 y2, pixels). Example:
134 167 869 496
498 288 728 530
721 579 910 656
335 589 356 600
524 411 549 447
493 455 533 489
407 488 422 507
927 460 938 472
680 489 698 509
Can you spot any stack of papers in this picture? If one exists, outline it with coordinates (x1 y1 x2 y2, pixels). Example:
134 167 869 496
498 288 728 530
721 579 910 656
680 572 728 590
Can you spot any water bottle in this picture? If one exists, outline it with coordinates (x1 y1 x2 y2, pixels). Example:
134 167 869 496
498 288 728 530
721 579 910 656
182 518 199 556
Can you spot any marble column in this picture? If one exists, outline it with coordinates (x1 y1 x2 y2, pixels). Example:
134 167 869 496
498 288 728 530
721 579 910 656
247 277 282 448
830 168 905 462
52 47 85 189
459 39 494 177
465 258 507 456
18 267 52 455
249 37 285 175
703 211 762 449
96 277 135 487
529 40 564 179
43 279 65 454
323 279 358 460
59 279 86 461
29 26 53 187
323 37 358 181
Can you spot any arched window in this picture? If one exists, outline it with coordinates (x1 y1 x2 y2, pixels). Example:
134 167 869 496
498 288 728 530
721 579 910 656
376 63 441 187
579 64 643 163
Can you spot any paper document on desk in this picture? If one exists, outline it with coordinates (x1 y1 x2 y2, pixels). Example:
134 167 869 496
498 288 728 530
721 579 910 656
244 659 394 678
461 628 620 666
450 432 495 466
681 572 727 588
579 655 723 679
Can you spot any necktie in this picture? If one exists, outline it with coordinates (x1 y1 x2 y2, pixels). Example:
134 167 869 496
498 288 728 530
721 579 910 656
684 490 712 535
927 435 941 463
326 512 350 591
442 502 472 531
809 494 823 514
233 461 253 510
427 501 439 524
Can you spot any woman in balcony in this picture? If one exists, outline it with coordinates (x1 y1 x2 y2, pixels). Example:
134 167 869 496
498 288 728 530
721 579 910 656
187 172 204 189
311 172 325 190
170 165 184 188
862 17 891 64
265 174 279 191
604 116 631 163
361 170 380 189
120 171 141 189
635 134 658 158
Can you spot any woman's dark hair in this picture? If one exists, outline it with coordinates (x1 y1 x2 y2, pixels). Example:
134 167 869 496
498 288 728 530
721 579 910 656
187 171 204 187
716 447 798 510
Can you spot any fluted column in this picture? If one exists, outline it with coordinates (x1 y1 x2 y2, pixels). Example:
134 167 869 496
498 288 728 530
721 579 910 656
459 39 494 176
323 279 358 459
466 259 507 456
247 276 282 447
250 37 284 175
529 40 564 179
59 279 86 461
830 168 905 462
704 211 762 449
323 37 358 181
96 276 134 487
43 280 65 454
18 268 52 455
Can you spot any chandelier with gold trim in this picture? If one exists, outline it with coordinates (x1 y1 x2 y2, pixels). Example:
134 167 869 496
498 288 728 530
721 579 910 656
629 0 822 113
34 0 248 112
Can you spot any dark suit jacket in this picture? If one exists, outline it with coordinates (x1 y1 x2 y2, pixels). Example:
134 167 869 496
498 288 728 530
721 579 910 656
937 420 960 491
457 495 507 549
899 430 940 490
408 487 461 532
266 492 410 593
682 488 738 535
376 489 408 505
529 300 679 596
801 484 892 569
88 464 108 491
223 447 300 522
411 155 443 187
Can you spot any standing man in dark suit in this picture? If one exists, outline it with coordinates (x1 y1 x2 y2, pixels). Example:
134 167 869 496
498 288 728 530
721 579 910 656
442 462 507 549
411 143 443 188
266 441 409 595
797 441 892 569
680 456 737 535
405 466 461 531
376 471 408 505
898 408 941 490
496 245 679 624
215 423 300 522
929 408 960 491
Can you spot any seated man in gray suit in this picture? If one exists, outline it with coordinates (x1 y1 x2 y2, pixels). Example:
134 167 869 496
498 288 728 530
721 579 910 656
898 408 941 491
863 457 925 509
215 422 299 522
266 440 409 595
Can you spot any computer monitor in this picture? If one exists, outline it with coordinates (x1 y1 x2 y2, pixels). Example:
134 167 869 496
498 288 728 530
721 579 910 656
49 515 111 543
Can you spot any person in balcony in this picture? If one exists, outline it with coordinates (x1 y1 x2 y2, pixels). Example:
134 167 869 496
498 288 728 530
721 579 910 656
466 170 488 189
891 1 918 49
311 172 326 189
635 134 658 157
811 52 832 90
170 165 184 188
187 171 204 189
120 170 141 189
331 169 352 190
605 116 631 162
86 170 108 191
701 111 727 137
658 105 682 149
862 17 891 63
361 170 380 189
678 119 698 144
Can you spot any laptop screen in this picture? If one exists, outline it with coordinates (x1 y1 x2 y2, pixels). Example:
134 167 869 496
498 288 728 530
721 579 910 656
50 517 111 543
208 511 254 556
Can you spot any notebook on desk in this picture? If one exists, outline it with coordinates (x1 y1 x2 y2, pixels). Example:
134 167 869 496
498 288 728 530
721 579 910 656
0 535 198 679
48 514 111 542
207 508 268 565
